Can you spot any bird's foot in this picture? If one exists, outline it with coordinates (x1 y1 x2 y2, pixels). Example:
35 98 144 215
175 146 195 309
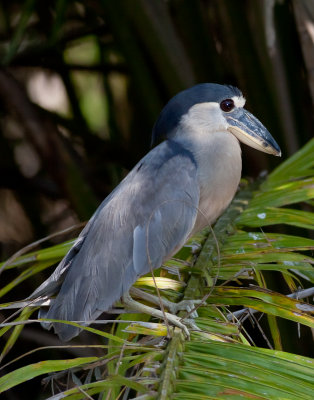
166 299 202 318
122 292 200 338
129 287 201 318
159 313 191 338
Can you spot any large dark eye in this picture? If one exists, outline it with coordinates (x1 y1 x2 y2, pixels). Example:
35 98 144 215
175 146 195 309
220 98 235 112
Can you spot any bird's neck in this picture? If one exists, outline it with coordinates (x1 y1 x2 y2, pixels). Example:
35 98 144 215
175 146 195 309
172 128 241 167
173 129 242 232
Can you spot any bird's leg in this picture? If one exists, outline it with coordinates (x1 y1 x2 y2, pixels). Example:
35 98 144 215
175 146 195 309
122 292 199 338
130 287 201 318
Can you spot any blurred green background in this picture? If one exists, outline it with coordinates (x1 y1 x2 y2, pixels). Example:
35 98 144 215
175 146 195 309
0 0 313 276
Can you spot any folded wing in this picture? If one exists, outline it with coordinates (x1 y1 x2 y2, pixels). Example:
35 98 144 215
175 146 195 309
31 140 200 341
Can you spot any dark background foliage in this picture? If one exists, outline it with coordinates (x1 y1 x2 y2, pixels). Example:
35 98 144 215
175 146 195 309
1 0 313 261
0 1 313 398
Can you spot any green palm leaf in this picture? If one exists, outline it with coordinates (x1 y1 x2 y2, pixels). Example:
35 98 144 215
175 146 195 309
0 139 313 398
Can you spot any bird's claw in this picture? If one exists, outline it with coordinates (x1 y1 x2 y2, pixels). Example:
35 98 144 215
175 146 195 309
184 318 200 330
167 299 202 318
122 292 201 339
166 314 190 338
164 314 200 339
161 299 202 338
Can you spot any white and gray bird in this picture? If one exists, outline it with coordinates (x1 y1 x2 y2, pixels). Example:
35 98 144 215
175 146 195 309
30 83 281 341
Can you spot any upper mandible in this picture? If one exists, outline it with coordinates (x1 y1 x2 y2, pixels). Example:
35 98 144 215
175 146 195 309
151 83 281 157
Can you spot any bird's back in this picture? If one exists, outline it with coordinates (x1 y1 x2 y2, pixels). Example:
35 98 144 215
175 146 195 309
33 140 199 340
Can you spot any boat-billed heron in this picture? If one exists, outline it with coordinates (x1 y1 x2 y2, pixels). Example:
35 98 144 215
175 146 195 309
30 83 281 341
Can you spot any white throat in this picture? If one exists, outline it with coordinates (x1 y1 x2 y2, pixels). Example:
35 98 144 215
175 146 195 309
173 106 242 234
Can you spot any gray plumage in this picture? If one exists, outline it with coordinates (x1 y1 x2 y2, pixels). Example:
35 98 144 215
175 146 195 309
30 83 280 341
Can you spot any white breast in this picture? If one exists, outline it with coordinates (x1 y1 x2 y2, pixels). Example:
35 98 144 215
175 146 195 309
190 131 242 235
172 102 243 236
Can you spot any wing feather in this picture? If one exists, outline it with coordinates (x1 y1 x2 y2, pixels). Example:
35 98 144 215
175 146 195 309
35 140 199 340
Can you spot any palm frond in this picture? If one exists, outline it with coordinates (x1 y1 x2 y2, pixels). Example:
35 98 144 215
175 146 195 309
0 139 313 398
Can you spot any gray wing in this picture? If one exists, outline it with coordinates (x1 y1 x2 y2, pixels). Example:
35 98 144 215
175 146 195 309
36 140 200 341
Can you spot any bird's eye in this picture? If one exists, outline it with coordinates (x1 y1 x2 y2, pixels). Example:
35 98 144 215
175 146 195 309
220 98 235 112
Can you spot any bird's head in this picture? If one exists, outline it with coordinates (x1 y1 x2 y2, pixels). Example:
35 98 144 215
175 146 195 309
152 83 281 157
